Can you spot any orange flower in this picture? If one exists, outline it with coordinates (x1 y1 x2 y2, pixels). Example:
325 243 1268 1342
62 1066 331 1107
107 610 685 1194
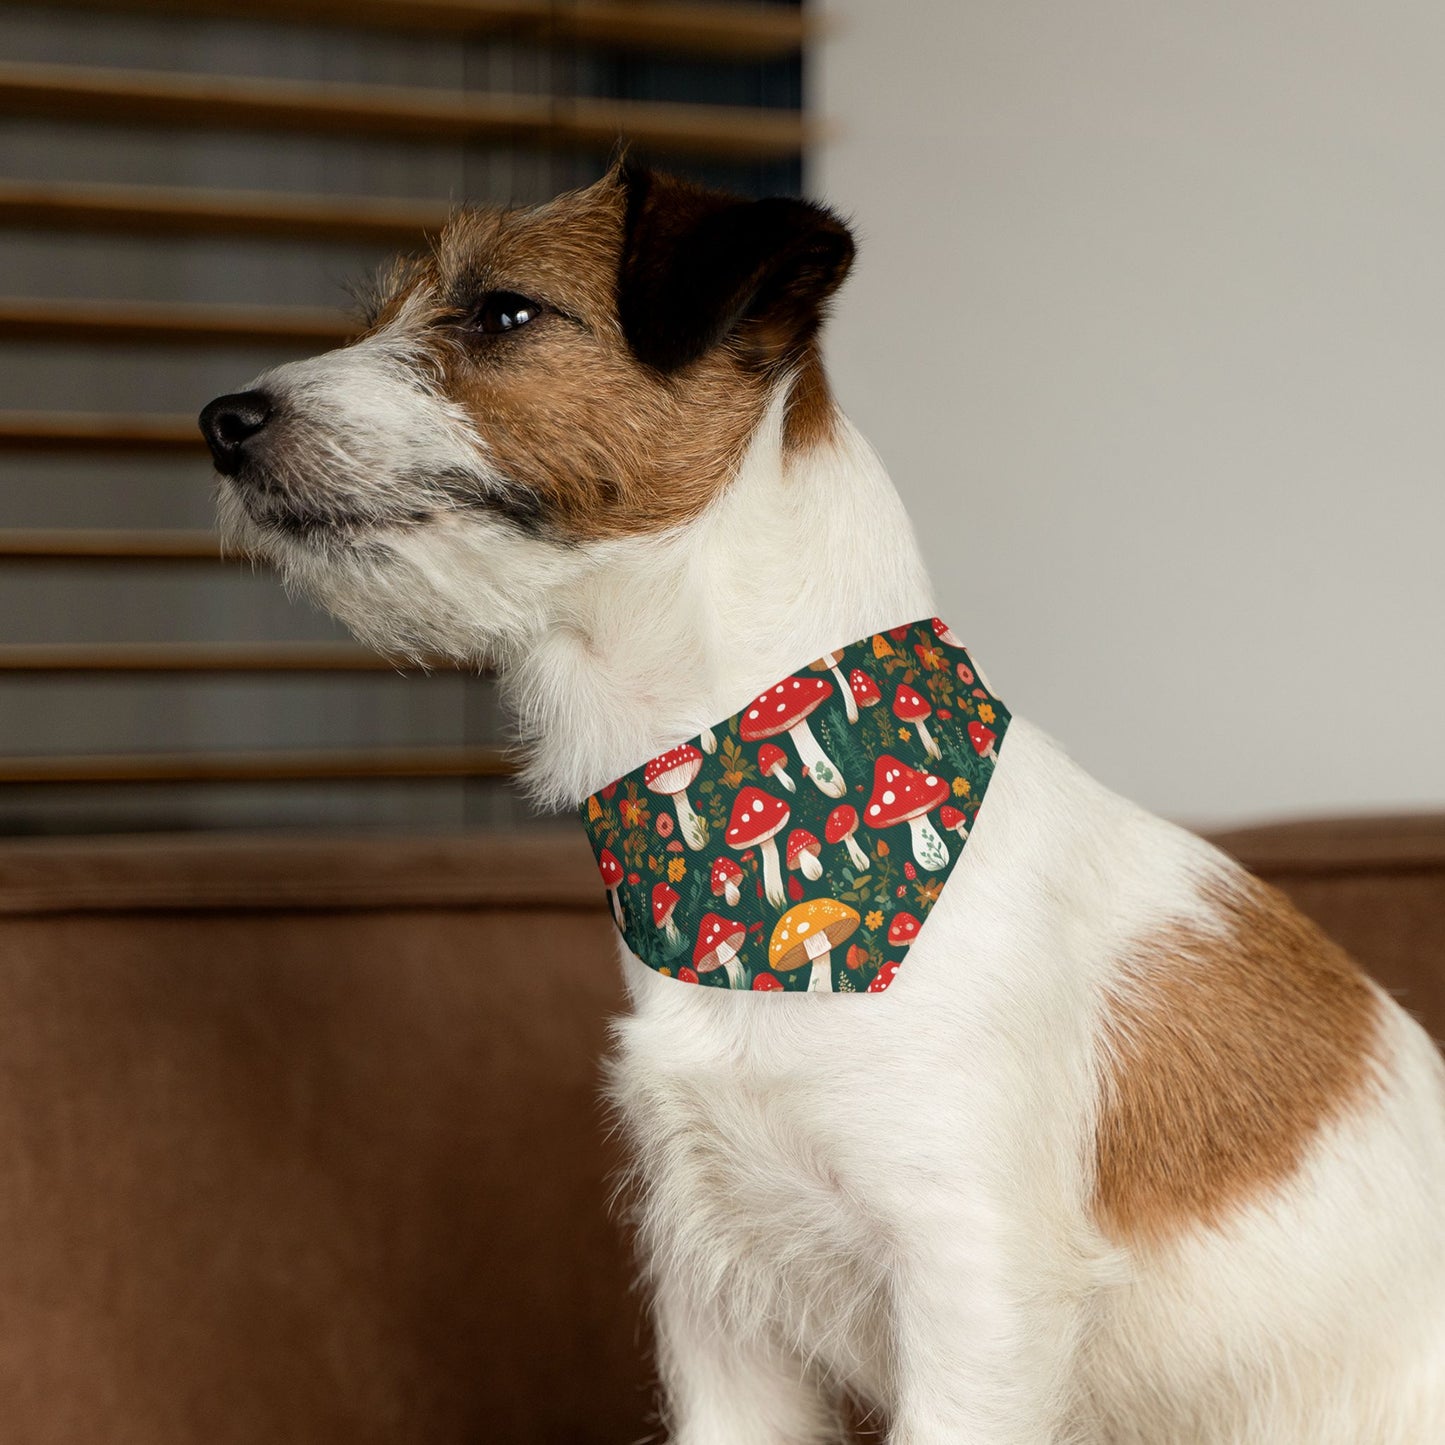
978 703 996 724
876 839 890 857
667 857 687 883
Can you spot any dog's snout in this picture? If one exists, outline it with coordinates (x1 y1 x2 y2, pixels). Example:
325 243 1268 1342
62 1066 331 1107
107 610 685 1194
200 390 274 476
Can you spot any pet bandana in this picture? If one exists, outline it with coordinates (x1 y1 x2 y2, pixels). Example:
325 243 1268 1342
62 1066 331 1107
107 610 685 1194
579 619 1009 993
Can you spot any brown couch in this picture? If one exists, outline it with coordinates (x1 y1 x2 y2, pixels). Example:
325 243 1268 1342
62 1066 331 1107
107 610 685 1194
0 816 1440 1443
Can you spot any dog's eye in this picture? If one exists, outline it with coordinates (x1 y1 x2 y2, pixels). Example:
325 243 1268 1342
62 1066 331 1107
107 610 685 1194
471 291 544 335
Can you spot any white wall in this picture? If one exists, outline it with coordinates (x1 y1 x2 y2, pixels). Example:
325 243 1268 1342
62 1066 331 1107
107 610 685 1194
812 0 1445 827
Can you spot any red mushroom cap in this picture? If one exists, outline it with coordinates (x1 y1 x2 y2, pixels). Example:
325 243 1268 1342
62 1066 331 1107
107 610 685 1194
751 973 783 991
863 755 949 830
757 742 789 777
738 675 832 741
892 683 932 723
598 849 623 887
725 786 790 849
939 805 965 830
651 883 680 927
825 804 859 844
785 828 820 868
694 912 746 970
867 960 902 992
677 966 699 984
643 743 703 796
968 721 997 755
848 669 881 707
710 857 743 894
888 913 921 947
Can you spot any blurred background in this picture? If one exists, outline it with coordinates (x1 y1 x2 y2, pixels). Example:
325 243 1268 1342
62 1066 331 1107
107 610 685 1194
0 0 801 837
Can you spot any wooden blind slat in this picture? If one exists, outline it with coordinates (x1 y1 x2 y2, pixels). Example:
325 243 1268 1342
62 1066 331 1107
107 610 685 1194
0 529 221 561
0 643 418 673
0 297 353 349
0 62 812 161
0 745 513 784
0 413 203 452
30 0 810 59
0 180 448 245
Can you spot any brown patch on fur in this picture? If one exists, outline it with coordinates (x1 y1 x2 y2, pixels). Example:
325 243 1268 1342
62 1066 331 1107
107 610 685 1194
365 170 845 541
782 344 840 456
1093 873 1382 1247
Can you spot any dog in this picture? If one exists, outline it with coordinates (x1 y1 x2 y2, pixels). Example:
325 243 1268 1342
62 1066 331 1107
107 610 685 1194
200 162 1445 1443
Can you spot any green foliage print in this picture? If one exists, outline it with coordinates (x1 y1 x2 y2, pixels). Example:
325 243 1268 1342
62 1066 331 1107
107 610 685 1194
579 618 1009 995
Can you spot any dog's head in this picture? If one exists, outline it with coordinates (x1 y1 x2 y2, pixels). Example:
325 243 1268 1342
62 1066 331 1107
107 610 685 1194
200 163 854 661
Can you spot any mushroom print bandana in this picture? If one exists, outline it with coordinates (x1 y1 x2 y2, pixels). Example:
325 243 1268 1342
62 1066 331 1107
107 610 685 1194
579 619 1009 993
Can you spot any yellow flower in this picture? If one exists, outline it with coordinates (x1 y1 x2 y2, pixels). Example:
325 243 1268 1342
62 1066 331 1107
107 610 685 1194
897 726 911 741
667 857 687 883
952 776 971 797
658 967 672 978
978 703 996 724
865 910 884 931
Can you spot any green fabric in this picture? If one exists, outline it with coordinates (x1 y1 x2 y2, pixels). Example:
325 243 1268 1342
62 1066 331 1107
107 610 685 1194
579 619 1009 993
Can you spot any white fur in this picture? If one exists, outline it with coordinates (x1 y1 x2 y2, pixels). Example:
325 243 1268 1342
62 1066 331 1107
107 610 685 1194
221 347 1445 1443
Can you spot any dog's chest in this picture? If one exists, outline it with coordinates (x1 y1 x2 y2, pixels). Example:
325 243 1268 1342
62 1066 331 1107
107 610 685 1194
611 994 898 1386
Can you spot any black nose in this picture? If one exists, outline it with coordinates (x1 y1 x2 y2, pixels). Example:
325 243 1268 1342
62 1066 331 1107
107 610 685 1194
199 390 273 475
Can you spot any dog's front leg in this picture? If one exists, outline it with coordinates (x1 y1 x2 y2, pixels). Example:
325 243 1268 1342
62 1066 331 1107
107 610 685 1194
885 1207 1093 1445
653 1276 842 1445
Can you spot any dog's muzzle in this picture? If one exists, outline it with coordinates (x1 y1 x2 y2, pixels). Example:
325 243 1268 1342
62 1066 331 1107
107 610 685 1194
199 390 274 477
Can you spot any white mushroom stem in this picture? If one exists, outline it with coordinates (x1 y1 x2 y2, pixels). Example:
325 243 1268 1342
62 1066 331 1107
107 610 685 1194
607 886 625 929
907 812 950 872
801 931 836 992
672 791 707 851
773 765 796 792
842 833 869 871
723 878 740 907
759 837 786 908
915 718 942 762
662 916 680 947
798 850 822 882
699 726 717 754
829 661 858 722
787 720 846 798
716 939 746 990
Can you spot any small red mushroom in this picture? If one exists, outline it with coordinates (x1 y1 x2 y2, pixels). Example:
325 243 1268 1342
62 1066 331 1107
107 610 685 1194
678 965 699 984
710 857 743 908
932 618 966 648
811 650 857 721
888 913 921 948
739 676 846 798
751 972 783 992
757 742 796 793
939 804 969 844
598 849 625 929
893 683 942 762
651 883 681 947
825 803 869 871
968 721 999 763
848 669 881 712
785 827 823 882
724 786 791 908
694 912 748 989
868 960 902 992
864 755 951 872
643 744 707 851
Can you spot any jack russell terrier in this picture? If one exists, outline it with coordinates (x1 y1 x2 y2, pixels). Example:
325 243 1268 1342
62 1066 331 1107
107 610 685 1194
200 162 1445 1444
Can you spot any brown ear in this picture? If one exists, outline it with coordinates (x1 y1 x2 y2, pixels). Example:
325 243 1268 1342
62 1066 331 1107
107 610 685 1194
616 163 855 374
